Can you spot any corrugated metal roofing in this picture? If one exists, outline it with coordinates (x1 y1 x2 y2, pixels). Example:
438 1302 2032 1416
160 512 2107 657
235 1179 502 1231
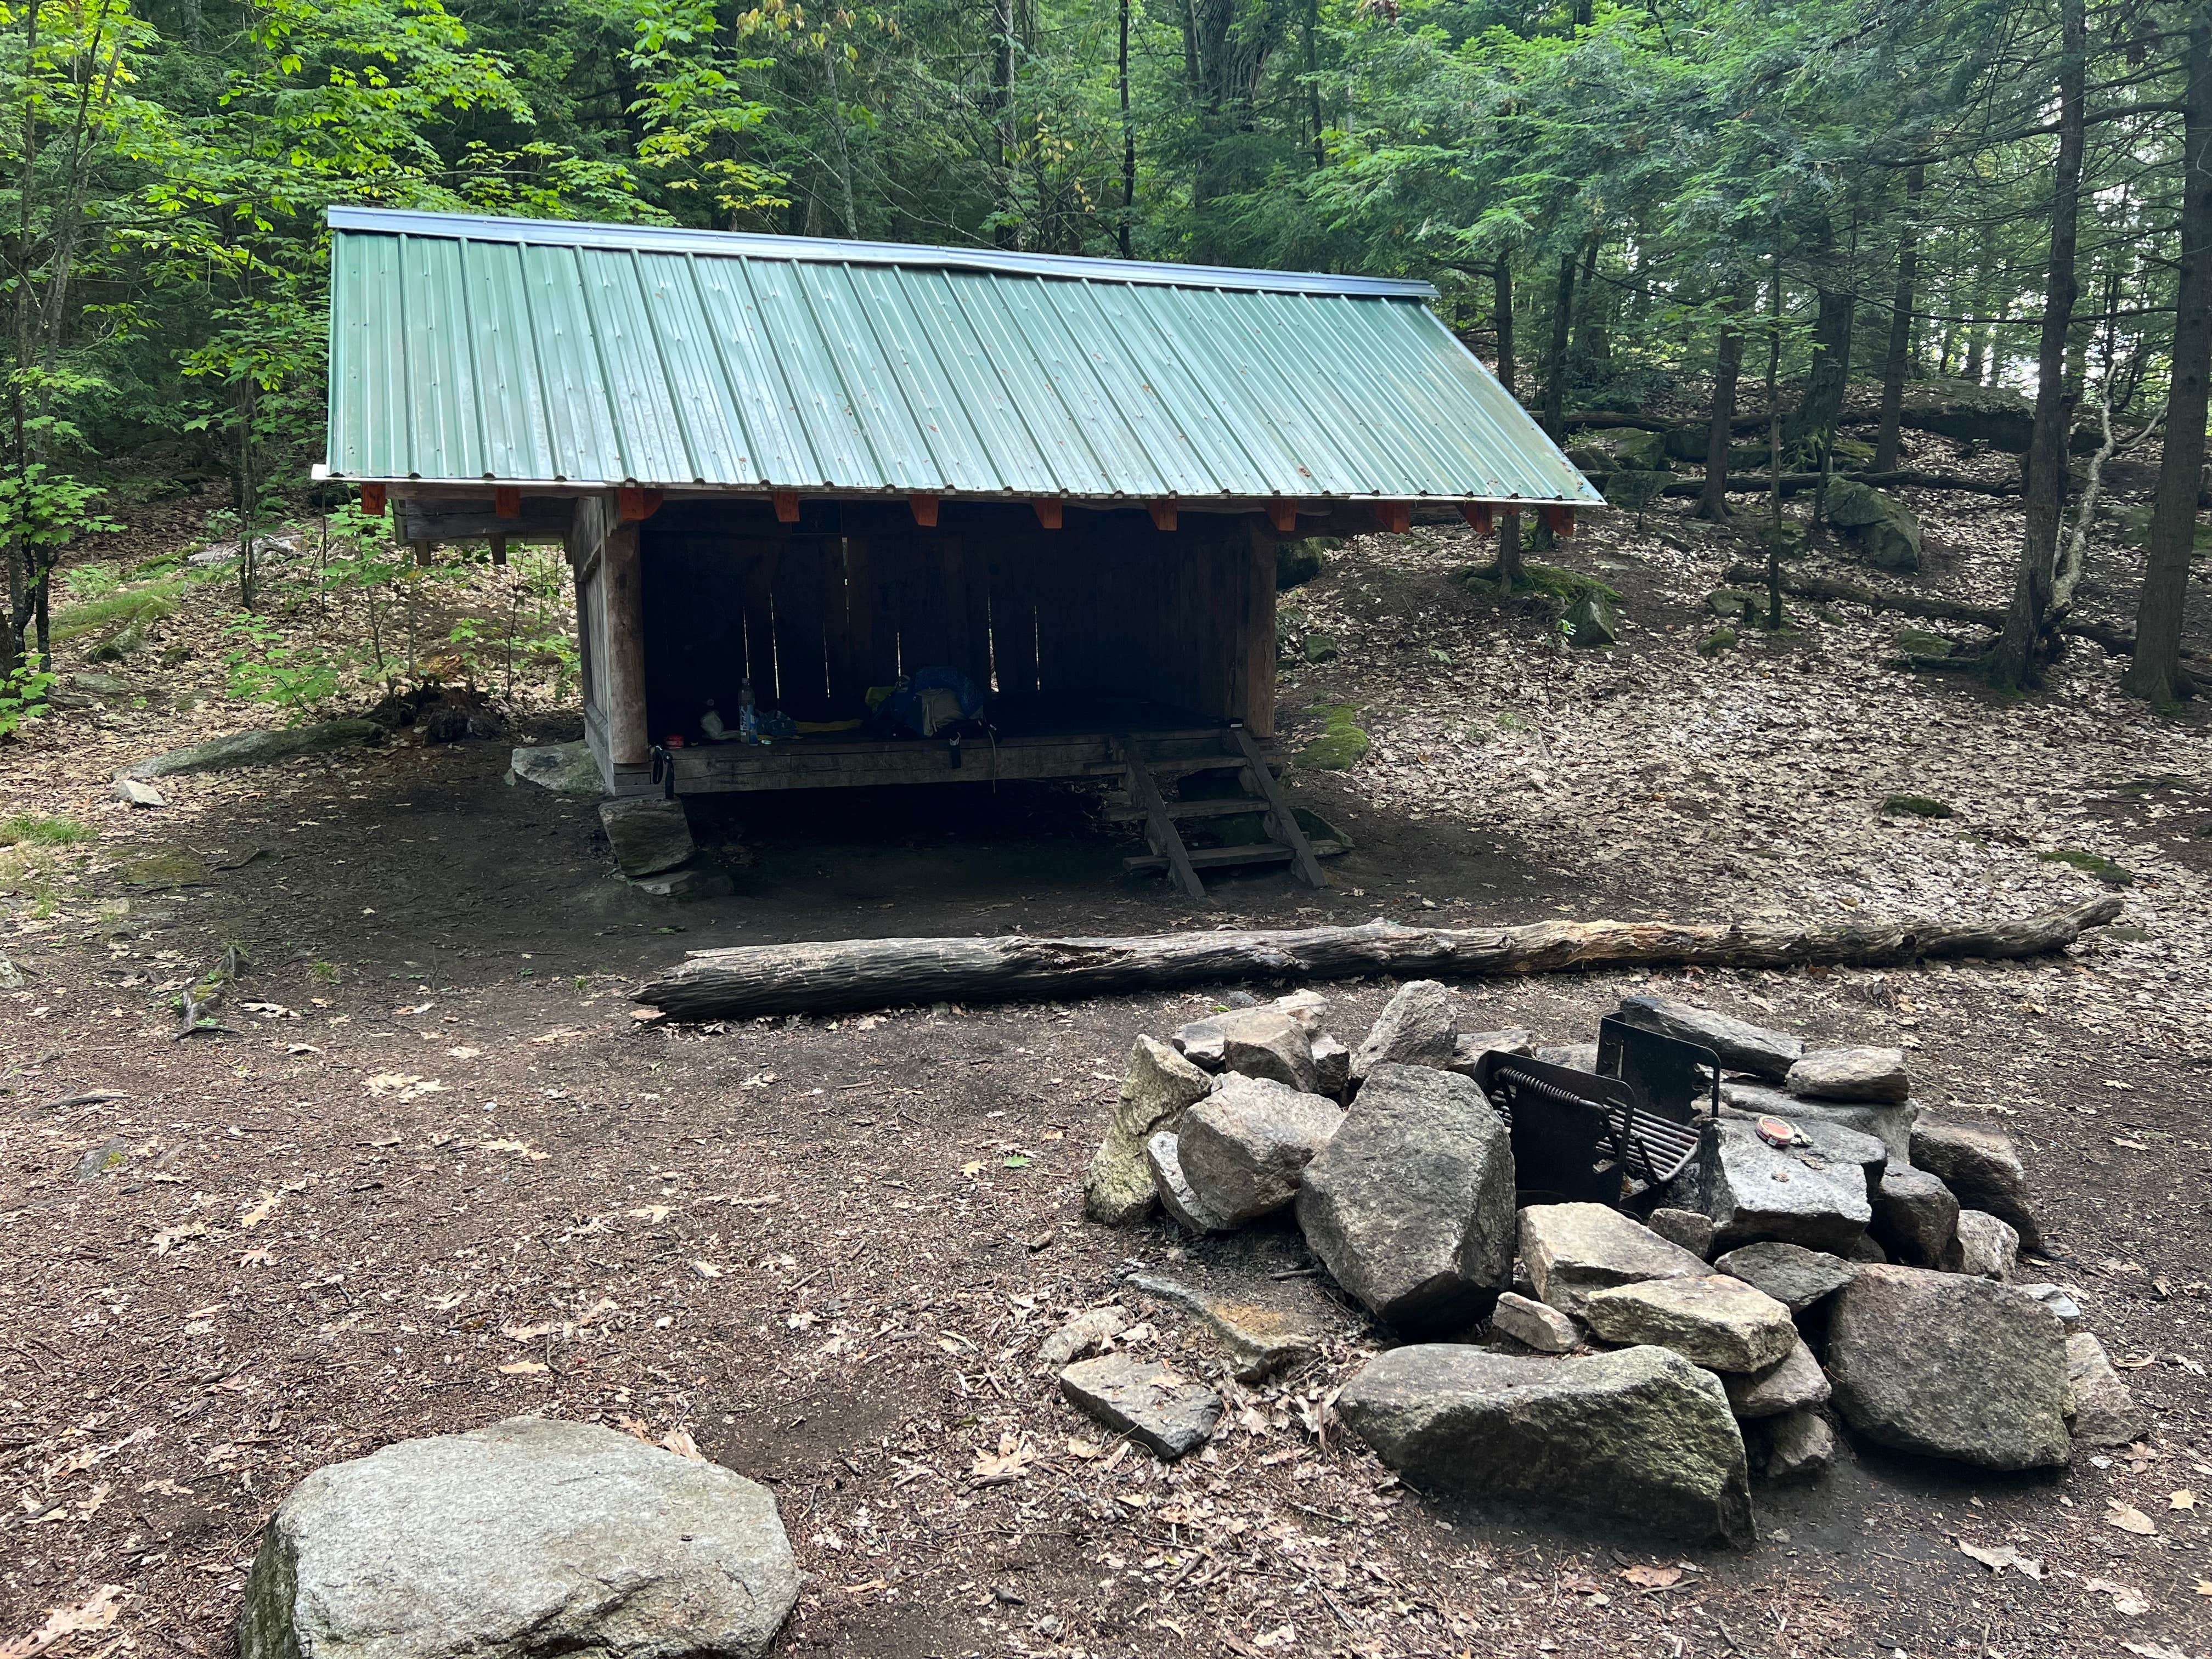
324 207 1601 506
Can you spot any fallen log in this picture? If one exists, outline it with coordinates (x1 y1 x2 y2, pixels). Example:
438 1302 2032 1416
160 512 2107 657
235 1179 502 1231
635 898 2122 1022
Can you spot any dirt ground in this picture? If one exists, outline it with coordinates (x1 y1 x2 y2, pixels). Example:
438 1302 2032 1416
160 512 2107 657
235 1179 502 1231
4 454 2212 1658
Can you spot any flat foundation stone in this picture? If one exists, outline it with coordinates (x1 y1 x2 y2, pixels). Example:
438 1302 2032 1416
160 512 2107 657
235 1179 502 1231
1059 1355 1223 1459
1519 1203 1711 1323
1580 1274 1798 1373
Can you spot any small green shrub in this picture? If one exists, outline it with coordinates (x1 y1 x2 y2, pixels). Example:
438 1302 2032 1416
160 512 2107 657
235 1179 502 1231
51 578 185 644
1698 627 1739 657
0 812 91 846
63 563 122 601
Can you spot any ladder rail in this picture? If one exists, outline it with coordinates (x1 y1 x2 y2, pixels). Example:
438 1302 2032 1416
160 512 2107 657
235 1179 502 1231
1231 724 1328 888
1114 735 1206 901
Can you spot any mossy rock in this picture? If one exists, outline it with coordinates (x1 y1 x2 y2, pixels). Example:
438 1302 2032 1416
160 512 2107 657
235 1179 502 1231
1825 481 1921 572
1562 594 1618 648
1881 793 1954 819
1277 539 1331 590
1698 628 1739 658
1754 521 1808 560
1297 703 1369 771
2038 848 2134 887
1707 588 1763 620
1520 563 1621 606
1304 633 1340 664
1893 627 1953 659
117 849 210 889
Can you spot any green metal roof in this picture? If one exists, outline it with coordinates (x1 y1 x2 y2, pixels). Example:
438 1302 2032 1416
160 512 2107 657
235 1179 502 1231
324 207 1600 507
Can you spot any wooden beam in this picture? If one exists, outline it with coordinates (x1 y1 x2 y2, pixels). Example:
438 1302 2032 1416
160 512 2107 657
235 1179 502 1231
910 494 940 528
618 485 664 523
1374 501 1412 534
1032 499 1063 530
1148 500 1178 532
1541 505 1577 539
1234 522 1277 739
1267 500 1298 534
600 505 651 770
772 490 801 524
494 485 522 519
358 483 387 517
1459 502 1494 534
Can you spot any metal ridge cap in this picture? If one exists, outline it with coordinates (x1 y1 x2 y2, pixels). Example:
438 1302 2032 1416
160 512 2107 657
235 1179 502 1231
325 206 1439 300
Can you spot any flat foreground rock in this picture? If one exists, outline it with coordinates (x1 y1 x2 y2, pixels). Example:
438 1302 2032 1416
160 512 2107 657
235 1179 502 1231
1826 1266 2070 1470
1785 1046 1910 1103
1296 1064 1514 1330
1337 1344 1755 1546
131 719 381 780
1713 1242 1857 1312
1059 1355 1223 1459
1614 992 1803 1080
1690 1119 1872 1252
238 1417 798 1659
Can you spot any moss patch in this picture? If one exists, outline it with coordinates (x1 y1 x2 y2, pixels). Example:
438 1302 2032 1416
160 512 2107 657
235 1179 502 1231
1881 794 1954 819
2038 848 2135 887
1697 628 1739 658
51 578 187 644
1297 703 1370 771
0 814 93 847
117 849 210 890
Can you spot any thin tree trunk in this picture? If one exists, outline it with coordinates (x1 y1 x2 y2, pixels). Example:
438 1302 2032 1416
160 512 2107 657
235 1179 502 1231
1305 0 1322 171
1696 275 1751 521
636 900 2124 1020
1875 166 1925 472
2125 14 2211 704
1962 248 1995 382
1765 259 1785 629
1993 0 2086 691
1493 257 1523 590
1118 0 1135 258
1542 249 1577 441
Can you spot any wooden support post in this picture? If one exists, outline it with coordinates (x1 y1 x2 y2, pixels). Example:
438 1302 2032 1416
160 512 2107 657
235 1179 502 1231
618 485 663 523
1032 499 1063 530
1541 505 1577 539
771 490 801 524
411 540 432 566
1147 500 1178 532
601 502 651 771
1460 502 1494 534
1267 500 1298 534
910 494 940 528
1234 522 1277 739
494 485 522 519
489 536 509 567
359 482 387 517
1374 501 1412 534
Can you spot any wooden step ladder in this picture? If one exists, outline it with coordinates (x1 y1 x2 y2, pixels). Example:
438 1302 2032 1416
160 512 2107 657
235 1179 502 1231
1111 726 1329 901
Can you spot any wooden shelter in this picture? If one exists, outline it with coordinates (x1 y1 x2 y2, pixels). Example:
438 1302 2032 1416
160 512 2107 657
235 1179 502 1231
319 208 1598 893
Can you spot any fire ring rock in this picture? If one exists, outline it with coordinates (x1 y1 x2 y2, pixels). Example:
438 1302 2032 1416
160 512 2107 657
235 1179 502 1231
237 1417 799 1659
1175 1075 1343 1225
1336 1343 1756 1546
1825 1266 2071 1470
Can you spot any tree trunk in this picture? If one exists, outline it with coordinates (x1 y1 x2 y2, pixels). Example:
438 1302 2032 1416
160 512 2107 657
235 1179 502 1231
1992 0 2086 692
1874 166 1925 473
1695 276 1751 521
635 900 2123 1020
1541 249 1577 440
1494 258 1524 590
2124 14 2211 706
1118 0 1135 258
1962 246 1995 382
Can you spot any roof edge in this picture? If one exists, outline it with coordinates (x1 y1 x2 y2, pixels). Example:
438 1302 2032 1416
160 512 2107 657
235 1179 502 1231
325 206 1440 300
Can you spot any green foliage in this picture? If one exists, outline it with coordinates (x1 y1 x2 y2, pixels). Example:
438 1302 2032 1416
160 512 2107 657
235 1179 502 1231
1698 627 1739 657
63 563 122 601
0 811 89 847
223 617 342 722
52 578 187 644
0 654 55 740
2037 848 2135 887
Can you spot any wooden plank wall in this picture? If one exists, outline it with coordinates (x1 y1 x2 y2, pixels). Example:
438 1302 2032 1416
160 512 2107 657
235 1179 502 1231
639 503 1266 738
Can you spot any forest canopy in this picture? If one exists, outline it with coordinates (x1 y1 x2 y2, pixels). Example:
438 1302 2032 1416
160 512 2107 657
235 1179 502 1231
5 0 2208 699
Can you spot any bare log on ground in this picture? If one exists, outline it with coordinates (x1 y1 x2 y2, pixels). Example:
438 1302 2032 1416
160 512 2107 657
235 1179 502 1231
636 898 2122 1021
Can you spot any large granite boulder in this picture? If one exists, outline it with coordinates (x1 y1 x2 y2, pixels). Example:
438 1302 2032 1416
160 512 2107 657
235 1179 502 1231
1218 1008 1323 1093
1295 1064 1514 1330
1350 981 1458 1080
1176 1076 1343 1225
1144 1131 1232 1234
130 718 382 780
1336 1344 1755 1546
1722 1080 1916 1164
237 1417 798 1659
1687 1118 1872 1252
1580 1275 1798 1373
1085 1036 1215 1225
1825 1266 2070 1470
1519 1203 1710 1322
1908 1119 2041 1248
1824 479 1922 572
1613 992 1803 1081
